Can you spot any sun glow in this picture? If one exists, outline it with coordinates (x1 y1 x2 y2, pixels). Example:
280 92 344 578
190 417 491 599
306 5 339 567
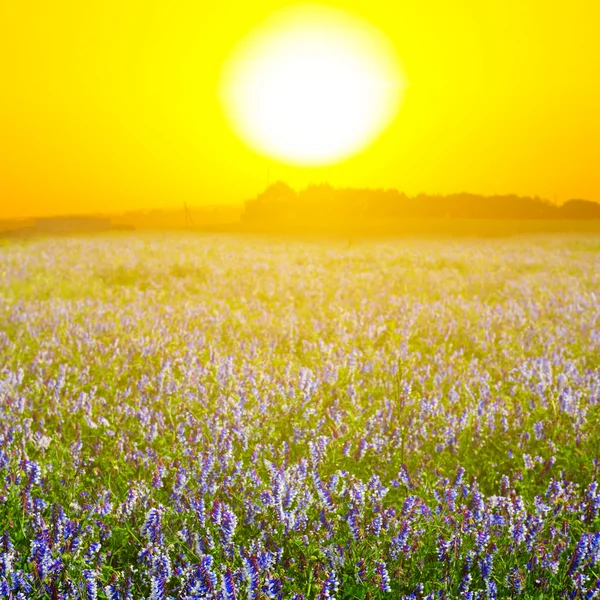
220 5 407 166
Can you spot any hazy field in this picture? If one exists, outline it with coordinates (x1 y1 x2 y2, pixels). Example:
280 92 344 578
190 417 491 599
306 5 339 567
1 234 599 599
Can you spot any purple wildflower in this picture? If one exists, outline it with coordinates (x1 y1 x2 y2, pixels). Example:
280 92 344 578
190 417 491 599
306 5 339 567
375 561 391 592
223 568 237 600
83 569 98 600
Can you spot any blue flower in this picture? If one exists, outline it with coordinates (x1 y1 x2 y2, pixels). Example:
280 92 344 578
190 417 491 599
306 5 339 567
375 561 391 592
83 569 98 600
222 569 237 600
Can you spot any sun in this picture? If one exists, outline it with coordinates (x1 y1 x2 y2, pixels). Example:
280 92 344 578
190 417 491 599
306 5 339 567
219 4 407 166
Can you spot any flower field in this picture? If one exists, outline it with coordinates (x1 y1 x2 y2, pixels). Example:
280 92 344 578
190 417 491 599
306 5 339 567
0 233 599 599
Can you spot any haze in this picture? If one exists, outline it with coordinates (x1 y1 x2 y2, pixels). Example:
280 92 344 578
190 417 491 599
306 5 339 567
1 0 599 219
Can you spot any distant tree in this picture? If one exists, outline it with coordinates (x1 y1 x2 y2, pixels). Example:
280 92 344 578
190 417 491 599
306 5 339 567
241 183 600 228
242 181 297 223
559 199 600 219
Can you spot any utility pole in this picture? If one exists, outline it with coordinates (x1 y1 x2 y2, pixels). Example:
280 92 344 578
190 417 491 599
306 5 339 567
183 202 195 228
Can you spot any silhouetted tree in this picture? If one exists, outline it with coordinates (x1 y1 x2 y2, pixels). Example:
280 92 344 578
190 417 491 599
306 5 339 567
241 183 600 228
243 181 297 223
559 199 600 219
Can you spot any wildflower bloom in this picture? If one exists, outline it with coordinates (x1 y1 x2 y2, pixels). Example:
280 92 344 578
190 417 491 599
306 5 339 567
223 568 237 600
0 236 599 599
375 561 391 592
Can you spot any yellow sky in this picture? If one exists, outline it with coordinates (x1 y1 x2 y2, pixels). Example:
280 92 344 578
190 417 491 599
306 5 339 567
1 0 599 219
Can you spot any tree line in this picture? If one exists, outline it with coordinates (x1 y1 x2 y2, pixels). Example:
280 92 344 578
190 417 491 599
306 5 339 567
243 182 600 224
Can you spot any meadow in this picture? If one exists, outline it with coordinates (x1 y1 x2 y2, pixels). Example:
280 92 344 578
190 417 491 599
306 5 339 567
0 233 599 599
